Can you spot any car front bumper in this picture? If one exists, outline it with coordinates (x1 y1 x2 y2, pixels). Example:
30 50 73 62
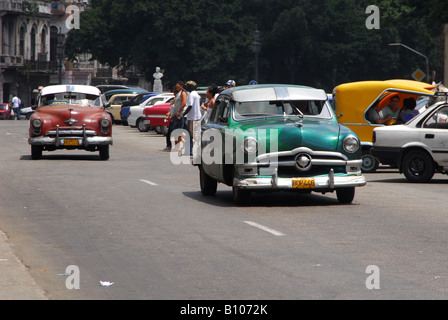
29 125 112 148
235 171 366 191
234 158 366 192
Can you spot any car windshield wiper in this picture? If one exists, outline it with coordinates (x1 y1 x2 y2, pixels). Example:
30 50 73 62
281 102 304 128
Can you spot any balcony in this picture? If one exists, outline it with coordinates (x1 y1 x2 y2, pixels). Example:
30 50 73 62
0 0 23 12
0 55 24 67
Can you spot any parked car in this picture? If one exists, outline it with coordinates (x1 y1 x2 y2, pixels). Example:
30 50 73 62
107 93 138 123
143 102 172 135
332 80 436 172
120 93 157 126
19 106 35 119
197 84 366 204
129 93 175 131
28 85 113 160
371 94 448 183
0 103 11 119
102 88 149 102
96 84 129 94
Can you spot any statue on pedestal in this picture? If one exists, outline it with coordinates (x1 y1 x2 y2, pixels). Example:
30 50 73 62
153 67 164 92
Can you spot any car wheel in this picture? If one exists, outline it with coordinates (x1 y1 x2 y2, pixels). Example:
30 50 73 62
402 150 434 183
199 165 217 196
361 150 379 173
137 118 149 132
159 125 169 136
31 145 42 160
232 167 251 204
336 187 355 204
99 145 110 161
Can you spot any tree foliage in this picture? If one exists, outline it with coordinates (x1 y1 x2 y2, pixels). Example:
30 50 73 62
66 0 447 91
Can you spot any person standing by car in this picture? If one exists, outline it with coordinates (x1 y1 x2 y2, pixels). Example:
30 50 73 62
185 81 201 157
12 94 21 120
172 81 188 153
162 86 179 152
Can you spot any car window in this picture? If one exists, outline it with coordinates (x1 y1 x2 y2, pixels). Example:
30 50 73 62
146 97 165 106
424 106 448 129
215 99 230 124
39 92 101 107
233 100 331 121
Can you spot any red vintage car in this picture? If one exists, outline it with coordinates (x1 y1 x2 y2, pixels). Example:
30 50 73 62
28 85 113 160
143 102 171 135
0 103 11 120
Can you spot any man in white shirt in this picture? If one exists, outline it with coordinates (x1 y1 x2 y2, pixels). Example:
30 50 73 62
185 81 201 159
12 95 21 120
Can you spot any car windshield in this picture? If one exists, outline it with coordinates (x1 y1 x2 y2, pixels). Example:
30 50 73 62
39 92 102 107
233 100 332 121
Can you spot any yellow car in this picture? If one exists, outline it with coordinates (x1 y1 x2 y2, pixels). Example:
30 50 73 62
107 93 137 123
332 80 436 172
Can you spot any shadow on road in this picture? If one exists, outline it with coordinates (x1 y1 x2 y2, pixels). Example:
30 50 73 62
183 190 359 208
20 154 105 161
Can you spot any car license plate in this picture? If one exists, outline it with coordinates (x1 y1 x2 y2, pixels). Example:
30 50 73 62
64 139 79 146
292 178 315 189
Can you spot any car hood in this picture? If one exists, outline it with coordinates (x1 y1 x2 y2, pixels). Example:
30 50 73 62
231 117 340 152
33 105 109 133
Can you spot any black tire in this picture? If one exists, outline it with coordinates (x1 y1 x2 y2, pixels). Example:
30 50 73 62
99 145 110 160
402 150 434 183
31 145 42 160
232 167 251 204
137 118 149 132
232 185 251 204
336 187 355 204
361 150 379 173
199 165 217 196
159 125 169 136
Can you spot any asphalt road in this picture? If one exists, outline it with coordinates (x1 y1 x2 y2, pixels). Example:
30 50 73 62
1 120 448 300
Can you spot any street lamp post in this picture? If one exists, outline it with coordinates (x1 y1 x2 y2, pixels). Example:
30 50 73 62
57 31 65 84
252 27 261 83
389 43 429 82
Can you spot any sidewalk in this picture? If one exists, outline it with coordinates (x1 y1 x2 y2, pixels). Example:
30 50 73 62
0 231 47 300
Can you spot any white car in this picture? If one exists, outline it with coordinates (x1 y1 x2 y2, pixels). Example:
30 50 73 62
371 98 448 183
128 93 174 132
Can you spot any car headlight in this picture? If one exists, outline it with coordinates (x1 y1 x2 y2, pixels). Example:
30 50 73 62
100 118 110 128
343 135 360 153
32 118 42 129
243 137 258 154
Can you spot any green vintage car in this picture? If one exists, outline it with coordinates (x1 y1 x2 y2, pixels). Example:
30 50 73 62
198 84 366 204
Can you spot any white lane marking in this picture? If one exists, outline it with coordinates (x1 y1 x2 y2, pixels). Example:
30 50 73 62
139 179 159 186
244 221 286 237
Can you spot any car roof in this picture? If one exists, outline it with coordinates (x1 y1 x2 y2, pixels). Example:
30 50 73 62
334 80 435 95
41 85 101 96
221 84 327 102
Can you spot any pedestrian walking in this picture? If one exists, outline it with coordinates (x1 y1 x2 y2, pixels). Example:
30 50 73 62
12 94 21 120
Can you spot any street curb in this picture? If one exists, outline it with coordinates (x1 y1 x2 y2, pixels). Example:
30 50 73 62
0 231 48 300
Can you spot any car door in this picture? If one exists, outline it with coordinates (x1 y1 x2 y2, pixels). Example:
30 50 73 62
202 96 230 181
421 105 448 167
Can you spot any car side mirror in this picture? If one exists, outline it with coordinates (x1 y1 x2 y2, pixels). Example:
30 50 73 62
104 102 111 108
337 113 343 119
31 105 37 110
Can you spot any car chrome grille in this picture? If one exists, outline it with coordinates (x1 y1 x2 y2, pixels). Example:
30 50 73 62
254 147 348 174
45 127 97 137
